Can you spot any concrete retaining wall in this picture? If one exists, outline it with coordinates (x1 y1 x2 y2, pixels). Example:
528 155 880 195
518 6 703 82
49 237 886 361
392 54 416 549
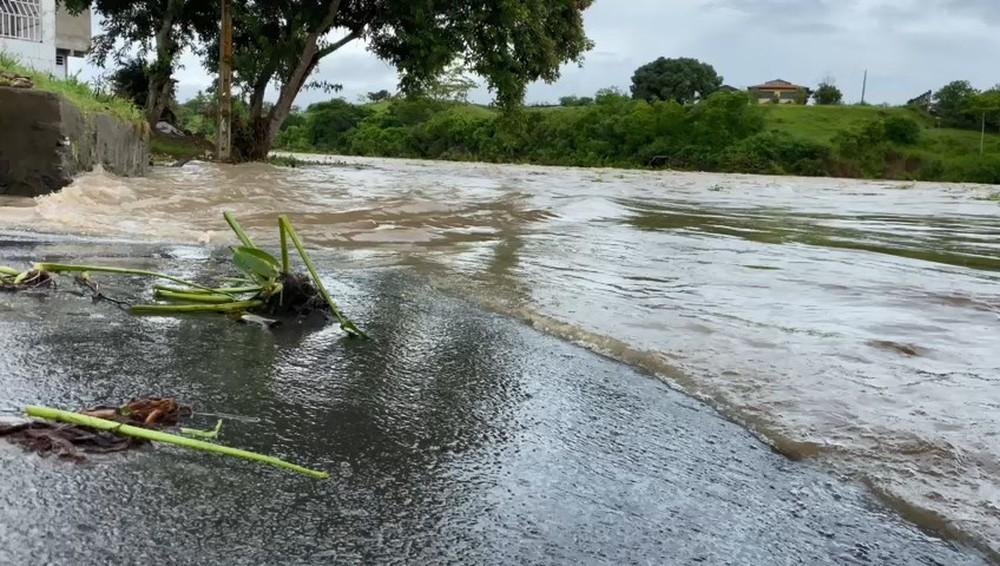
0 86 149 197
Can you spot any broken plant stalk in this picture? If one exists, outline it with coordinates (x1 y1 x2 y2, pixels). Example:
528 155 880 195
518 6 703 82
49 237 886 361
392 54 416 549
130 300 263 315
180 419 224 440
153 284 261 295
278 215 367 338
34 263 223 295
25 406 328 479
224 212 256 248
154 289 239 304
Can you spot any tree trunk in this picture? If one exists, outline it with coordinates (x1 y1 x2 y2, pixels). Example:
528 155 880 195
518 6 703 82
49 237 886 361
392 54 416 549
248 65 275 121
146 76 172 126
145 0 181 126
245 0 356 159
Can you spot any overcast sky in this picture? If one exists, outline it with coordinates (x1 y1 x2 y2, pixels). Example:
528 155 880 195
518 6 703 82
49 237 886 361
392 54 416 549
71 0 1000 107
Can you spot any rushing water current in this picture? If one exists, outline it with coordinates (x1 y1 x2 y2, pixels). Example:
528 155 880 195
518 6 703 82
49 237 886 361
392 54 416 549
1 156 999 554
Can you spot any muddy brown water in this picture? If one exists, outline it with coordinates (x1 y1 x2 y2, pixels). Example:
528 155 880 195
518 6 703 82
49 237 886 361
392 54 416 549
0 155 998 560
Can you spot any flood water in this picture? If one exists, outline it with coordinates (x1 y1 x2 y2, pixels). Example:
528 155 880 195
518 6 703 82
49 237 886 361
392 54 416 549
0 155 998 558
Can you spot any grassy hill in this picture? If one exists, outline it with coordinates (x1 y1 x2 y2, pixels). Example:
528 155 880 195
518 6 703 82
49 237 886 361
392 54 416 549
274 94 1000 184
761 104 1000 181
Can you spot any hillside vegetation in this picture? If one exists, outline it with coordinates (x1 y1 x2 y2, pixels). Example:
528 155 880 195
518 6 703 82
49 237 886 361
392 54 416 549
272 93 1000 184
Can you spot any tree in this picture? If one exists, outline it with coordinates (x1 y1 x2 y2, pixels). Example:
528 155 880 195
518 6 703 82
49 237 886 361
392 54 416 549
813 80 843 105
558 95 593 107
966 89 1000 154
301 99 371 149
366 89 392 103
933 80 979 128
629 57 723 104
63 0 215 125
424 61 479 102
203 0 594 160
108 57 158 108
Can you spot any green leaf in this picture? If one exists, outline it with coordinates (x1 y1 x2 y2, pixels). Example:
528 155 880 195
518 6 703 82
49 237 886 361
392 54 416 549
232 246 280 283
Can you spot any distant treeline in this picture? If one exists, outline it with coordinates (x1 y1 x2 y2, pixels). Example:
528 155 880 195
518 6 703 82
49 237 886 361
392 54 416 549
268 90 1000 184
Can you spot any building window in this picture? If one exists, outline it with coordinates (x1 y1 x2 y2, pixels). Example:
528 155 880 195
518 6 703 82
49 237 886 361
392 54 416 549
0 0 42 43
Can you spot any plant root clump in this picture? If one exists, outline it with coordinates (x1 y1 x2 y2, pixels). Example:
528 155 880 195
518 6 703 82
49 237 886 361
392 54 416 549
81 398 192 427
0 398 193 461
257 272 330 318
0 270 54 292
0 421 140 461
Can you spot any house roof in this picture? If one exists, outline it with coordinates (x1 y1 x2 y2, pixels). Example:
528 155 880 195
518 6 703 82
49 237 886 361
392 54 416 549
749 79 805 90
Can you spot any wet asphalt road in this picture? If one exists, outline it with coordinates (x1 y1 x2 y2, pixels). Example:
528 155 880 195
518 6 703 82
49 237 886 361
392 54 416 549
0 234 989 565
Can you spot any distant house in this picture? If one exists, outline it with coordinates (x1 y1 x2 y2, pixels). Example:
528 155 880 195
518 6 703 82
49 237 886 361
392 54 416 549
0 0 91 78
907 90 933 111
748 79 810 105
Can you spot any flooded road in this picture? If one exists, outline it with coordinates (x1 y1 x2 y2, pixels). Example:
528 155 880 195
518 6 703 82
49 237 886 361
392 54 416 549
0 238 988 564
0 155 998 558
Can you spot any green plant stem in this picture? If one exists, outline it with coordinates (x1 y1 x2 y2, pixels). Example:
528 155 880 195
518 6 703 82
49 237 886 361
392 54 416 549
35 263 222 294
25 406 328 479
278 215 367 338
279 218 290 274
130 300 262 315
180 419 224 440
0 266 21 276
224 212 255 248
153 285 261 295
154 289 239 304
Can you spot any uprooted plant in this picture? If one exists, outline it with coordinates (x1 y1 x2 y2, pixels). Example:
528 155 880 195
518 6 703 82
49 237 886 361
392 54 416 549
0 213 366 338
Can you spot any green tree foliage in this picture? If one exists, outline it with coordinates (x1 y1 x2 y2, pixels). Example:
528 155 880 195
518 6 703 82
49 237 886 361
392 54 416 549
276 99 372 151
270 94 1000 183
966 89 1000 132
883 115 921 144
176 90 219 138
812 81 843 105
629 57 723 104
933 80 979 128
422 61 479 102
201 0 594 160
63 0 215 125
108 58 156 108
559 95 594 106
366 90 392 103
276 90 764 168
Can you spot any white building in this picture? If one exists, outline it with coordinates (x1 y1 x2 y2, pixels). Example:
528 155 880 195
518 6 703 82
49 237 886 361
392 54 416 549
0 0 91 78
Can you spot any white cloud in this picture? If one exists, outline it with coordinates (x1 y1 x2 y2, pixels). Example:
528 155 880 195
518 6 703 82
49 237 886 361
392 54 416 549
69 0 1000 107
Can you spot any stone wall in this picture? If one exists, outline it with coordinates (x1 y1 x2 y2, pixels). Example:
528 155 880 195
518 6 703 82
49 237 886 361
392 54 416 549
0 86 148 197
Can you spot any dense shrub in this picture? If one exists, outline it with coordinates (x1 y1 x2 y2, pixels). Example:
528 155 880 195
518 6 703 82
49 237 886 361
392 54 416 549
883 115 922 144
722 132 831 176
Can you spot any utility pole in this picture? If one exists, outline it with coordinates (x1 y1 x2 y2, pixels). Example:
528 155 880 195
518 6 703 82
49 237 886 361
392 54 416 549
981 112 987 156
216 0 233 162
860 69 868 105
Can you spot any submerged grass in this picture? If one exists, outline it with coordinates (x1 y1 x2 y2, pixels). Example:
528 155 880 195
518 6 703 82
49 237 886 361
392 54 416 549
0 51 144 126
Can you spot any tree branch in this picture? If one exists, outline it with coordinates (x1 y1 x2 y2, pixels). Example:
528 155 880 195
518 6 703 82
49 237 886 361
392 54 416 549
317 29 361 59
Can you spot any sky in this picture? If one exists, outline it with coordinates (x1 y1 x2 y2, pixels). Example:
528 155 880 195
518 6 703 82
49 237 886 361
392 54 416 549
70 0 1000 107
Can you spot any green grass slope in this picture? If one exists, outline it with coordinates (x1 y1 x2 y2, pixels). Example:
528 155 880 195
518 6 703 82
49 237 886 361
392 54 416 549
0 51 144 126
